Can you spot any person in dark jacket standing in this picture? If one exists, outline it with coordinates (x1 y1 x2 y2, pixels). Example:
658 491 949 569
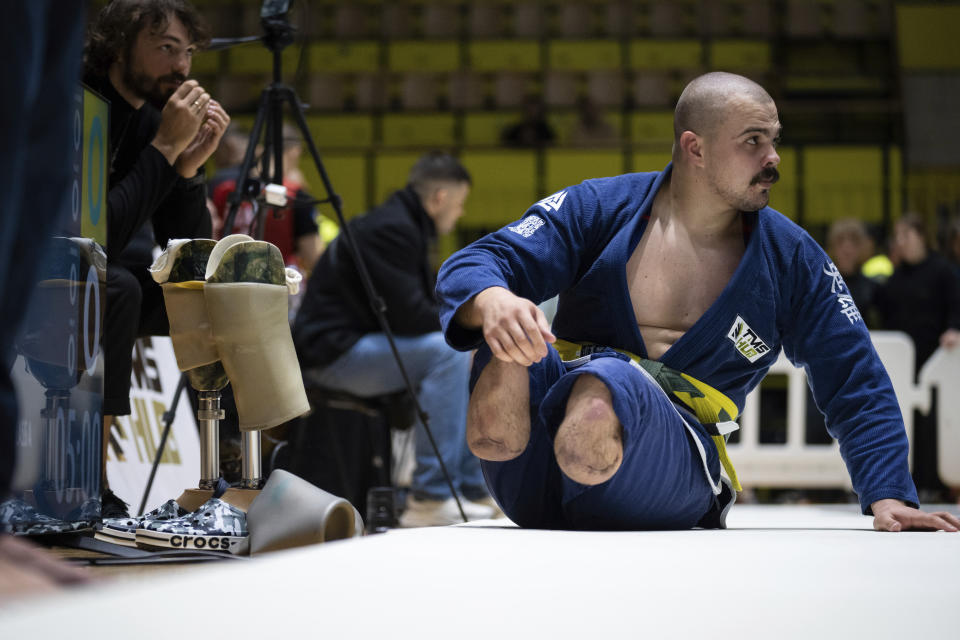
83 0 230 517
876 213 960 502
294 152 494 526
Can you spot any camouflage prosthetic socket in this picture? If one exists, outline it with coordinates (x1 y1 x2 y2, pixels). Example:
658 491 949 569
204 235 309 431
149 239 231 391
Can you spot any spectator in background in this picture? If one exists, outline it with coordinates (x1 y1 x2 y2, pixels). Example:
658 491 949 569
825 218 881 329
876 214 960 366
294 152 494 527
861 222 895 283
569 96 618 148
502 94 555 148
875 213 960 502
211 122 321 276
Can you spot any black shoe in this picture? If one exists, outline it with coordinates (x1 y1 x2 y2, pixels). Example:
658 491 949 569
101 489 130 520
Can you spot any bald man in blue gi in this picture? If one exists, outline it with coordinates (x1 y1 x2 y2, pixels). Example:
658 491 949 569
437 72 960 533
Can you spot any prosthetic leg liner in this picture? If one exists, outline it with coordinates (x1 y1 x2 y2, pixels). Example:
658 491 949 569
204 237 309 430
149 239 229 391
235 470 362 556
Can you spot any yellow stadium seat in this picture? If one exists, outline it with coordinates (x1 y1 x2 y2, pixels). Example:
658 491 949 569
388 41 460 73
545 150 626 194
309 42 381 73
469 40 542 72
549 40 621 72
381 113 456 148
896 5 960 70
709 40 771 72
629 39 702 71
802 146 885 225
769 146 798 221
630 111 675 147
631 151 673 174
460 151 539 227
374 152 422 204
228 45 302 75
297 152 369 220
549 109 623 146
888 146 902 224
463 112 522 147
305 115 375 150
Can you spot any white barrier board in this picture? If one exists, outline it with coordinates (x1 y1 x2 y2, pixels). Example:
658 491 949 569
107 337 200 511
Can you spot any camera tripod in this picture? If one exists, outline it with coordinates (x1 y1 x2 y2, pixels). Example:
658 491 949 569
216 3 467 522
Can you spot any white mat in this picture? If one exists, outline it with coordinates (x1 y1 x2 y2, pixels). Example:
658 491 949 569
1 504 957 639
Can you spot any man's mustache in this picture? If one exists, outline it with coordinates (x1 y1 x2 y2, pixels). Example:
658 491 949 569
751 167 780 185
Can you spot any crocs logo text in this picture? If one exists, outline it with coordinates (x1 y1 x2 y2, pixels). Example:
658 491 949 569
169 535 233 550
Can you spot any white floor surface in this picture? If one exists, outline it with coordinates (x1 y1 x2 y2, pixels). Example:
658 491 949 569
1 504 957 639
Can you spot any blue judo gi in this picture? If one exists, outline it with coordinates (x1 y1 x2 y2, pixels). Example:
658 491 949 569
436 164 919 530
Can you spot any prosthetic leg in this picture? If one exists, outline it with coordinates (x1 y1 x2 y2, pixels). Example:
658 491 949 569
204 235 309 499
133 237 321 553
148 238 233 512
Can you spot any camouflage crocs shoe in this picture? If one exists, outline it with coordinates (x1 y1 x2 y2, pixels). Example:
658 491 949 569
135 498 247 553
95 499 189 547
0 498 92 536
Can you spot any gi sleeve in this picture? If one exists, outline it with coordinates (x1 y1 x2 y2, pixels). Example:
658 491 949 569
436 181 609 350
780 235 919 514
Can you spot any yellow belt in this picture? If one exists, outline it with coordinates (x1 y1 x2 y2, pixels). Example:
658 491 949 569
553 339 742 492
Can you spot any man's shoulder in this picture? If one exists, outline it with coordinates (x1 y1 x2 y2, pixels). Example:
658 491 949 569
756 207 811 247
538 171 660 218
577 171 660 199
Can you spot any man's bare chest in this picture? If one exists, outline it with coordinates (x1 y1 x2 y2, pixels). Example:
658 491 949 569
625 230 744 335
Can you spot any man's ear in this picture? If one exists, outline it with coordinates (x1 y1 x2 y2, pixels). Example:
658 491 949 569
679 130 705 167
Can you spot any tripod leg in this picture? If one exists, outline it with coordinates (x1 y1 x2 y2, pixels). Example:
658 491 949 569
137 372 188 516
279 87 468 523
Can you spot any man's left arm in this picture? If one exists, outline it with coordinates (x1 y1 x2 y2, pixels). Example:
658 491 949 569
781 237 956 532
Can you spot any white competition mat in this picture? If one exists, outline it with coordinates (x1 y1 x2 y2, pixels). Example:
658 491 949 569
1 504 957 639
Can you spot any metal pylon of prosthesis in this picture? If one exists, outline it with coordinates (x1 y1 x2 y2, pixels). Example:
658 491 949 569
196 391 224 491
240 431 263 489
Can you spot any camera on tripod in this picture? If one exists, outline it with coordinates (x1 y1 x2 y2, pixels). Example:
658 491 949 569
260 0 295 53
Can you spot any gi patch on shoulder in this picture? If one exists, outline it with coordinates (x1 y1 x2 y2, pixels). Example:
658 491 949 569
508 215 545 238
535 190 567 213
727 315 771 363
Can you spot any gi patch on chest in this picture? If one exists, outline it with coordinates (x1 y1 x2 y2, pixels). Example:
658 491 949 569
727 315 771 363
